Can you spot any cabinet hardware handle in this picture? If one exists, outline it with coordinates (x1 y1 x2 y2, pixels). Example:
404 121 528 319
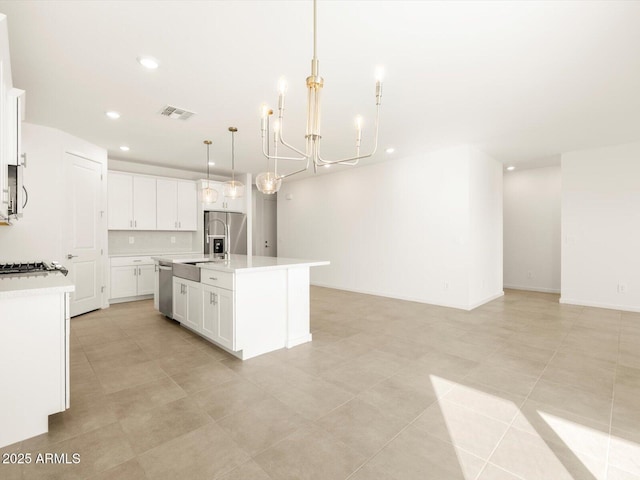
138 267 141 275
130 220 133 227
210 277 217 281
135 220 137 228
210 292 214 304
134 268 137 276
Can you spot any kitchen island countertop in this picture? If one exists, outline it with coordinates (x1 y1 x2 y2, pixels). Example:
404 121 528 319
0 274 75 299
152 254 329 273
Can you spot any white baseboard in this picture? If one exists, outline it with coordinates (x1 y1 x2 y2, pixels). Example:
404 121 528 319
286 334 313 349
467 291 505 310
559 297 640 313
310 282 504 311
504 284 561 294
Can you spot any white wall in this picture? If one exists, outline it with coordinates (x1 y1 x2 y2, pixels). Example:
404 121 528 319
0 122 107 263
503 165 561 293
561 142 640 312
277 145 503 310
469 149 504 307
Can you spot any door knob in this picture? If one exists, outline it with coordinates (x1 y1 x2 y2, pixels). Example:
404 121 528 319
67 254 78 259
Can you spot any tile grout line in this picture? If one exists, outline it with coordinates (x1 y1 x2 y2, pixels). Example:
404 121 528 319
471 310 575 480
603 314 622 480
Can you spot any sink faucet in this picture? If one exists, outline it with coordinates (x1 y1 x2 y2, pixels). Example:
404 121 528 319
206 218 229 260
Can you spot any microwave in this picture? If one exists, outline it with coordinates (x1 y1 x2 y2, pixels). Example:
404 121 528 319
6 164 25 219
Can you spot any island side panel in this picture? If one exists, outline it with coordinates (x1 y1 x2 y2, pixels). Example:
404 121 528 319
286 267 312 348
235 269 288 360
0 293 66 448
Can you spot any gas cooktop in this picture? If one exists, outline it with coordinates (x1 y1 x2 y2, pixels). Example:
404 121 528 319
0 261 68 277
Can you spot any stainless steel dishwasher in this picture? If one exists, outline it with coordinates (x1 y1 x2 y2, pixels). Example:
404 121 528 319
158 260 174 318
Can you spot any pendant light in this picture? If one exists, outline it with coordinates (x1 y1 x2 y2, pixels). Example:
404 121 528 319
202 140 218 203
223 127 244 199
259 0 383 180
256 109 282 195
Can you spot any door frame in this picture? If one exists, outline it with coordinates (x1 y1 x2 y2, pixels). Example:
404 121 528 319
63 150 108 313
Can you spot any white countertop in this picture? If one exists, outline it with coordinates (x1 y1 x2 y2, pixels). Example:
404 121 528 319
0 273 75 299
152 254 329 273
110 251 201 258
151 253 212 264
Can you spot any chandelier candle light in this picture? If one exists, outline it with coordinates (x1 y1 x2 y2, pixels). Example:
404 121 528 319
222 127 244 199
258 0 383 192
202 140 218 203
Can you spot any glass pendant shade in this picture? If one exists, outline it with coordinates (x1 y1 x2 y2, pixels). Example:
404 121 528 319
202 182 218 203
256 172 282 195
202 140 217 203
222 180 245 199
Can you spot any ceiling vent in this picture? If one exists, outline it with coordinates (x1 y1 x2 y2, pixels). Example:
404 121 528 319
159 105 195 120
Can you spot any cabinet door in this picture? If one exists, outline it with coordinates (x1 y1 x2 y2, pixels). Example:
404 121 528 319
176 181 197 231
153 265 159 310
201 284 218 341
156 179 178 230
136 264 155 295
222 194 244 213
107 172 133 229
184 281 202 332
133 176 156 230
216 287 234 350
110 266 137 299
172 279 187 323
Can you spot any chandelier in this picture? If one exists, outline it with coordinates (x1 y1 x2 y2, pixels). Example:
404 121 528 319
257 0 383 194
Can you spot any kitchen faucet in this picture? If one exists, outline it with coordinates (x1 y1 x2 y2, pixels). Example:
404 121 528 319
206 218 230 260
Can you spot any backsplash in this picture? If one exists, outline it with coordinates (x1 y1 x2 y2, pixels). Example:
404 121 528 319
109 231 197 255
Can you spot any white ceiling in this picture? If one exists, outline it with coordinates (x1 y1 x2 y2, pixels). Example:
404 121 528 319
1 0 639 177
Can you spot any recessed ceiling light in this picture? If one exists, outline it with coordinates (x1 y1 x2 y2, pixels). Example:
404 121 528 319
208 162 215 166
506 166 515 171
119 145 130 151
385 147 395 154
105 111 120 119
137 56 159 69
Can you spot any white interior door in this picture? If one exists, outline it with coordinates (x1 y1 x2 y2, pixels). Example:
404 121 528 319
65 153 104 317
263 196 277 257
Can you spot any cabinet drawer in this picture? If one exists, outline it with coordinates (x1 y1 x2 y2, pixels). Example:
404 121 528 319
110 256 154 267
201 270 234 290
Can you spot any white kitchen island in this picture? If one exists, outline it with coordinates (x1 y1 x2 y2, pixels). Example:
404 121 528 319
152 254 329 360
0 275 74 448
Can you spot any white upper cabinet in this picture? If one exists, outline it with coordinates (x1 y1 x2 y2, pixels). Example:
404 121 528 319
107 172 156 230
107 172 134 229
108 172 196 231
133 176 157 230
177 181 197 230
156 179 197 231
200 179 246 213
155 179 178 230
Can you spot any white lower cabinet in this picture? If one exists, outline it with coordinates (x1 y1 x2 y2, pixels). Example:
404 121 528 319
201 283 234 350
173 274 235 352
172 277 202 333
110 256 155 302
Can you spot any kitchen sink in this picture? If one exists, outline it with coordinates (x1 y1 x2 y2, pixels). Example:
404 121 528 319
173 262 201 282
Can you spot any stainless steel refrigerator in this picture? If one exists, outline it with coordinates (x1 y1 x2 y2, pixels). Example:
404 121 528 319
204 211 248 255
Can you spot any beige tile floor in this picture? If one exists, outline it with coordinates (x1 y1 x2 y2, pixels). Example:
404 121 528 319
2 288 640 480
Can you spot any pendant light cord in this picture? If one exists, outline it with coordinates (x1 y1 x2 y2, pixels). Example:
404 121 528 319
313 0 317 60
231 131 235 182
